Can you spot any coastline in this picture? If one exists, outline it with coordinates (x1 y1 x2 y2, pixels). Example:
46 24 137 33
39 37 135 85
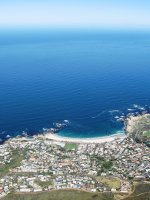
41 131 126 144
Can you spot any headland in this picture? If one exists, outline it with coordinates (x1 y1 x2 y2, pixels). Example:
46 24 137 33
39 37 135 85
125 113 150 146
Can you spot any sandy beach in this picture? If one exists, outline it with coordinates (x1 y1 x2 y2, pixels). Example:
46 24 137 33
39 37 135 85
41 132 126 144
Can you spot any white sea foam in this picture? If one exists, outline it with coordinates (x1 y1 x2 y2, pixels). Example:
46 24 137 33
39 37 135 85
128 108 135 111
109 110 120 113
114 116 119 119
132 104 146 110
91 111 105 119
133 104 139 108
64 120 69 123
117 118 124 122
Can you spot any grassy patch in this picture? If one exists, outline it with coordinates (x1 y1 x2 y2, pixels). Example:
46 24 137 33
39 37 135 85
96 177 121 189
2 190 114 200
65 143 77 150
35 180 53 188
143 131 150 137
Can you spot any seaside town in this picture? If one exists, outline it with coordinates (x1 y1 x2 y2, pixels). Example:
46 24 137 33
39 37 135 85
0 117 150 199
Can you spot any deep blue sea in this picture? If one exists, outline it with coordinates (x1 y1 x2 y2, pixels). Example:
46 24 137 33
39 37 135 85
0 29 150 142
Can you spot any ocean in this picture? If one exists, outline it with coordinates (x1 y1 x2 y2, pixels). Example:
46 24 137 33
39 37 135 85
0 29 150 141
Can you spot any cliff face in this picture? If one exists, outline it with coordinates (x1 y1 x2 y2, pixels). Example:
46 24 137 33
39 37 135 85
125 114 150 146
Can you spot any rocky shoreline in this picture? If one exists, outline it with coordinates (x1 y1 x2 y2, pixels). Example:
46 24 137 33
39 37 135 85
124 114 150 146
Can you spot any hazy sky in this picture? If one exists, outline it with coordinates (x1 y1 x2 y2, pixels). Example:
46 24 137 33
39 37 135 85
0 0 150 29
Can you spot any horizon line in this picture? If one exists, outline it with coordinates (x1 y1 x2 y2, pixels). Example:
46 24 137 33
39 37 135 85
0 26 150 32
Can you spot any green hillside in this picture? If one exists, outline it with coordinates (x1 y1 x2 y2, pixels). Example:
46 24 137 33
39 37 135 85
3 190 114 200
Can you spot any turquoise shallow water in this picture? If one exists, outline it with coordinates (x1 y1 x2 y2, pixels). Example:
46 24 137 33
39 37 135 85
0 29 150 141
